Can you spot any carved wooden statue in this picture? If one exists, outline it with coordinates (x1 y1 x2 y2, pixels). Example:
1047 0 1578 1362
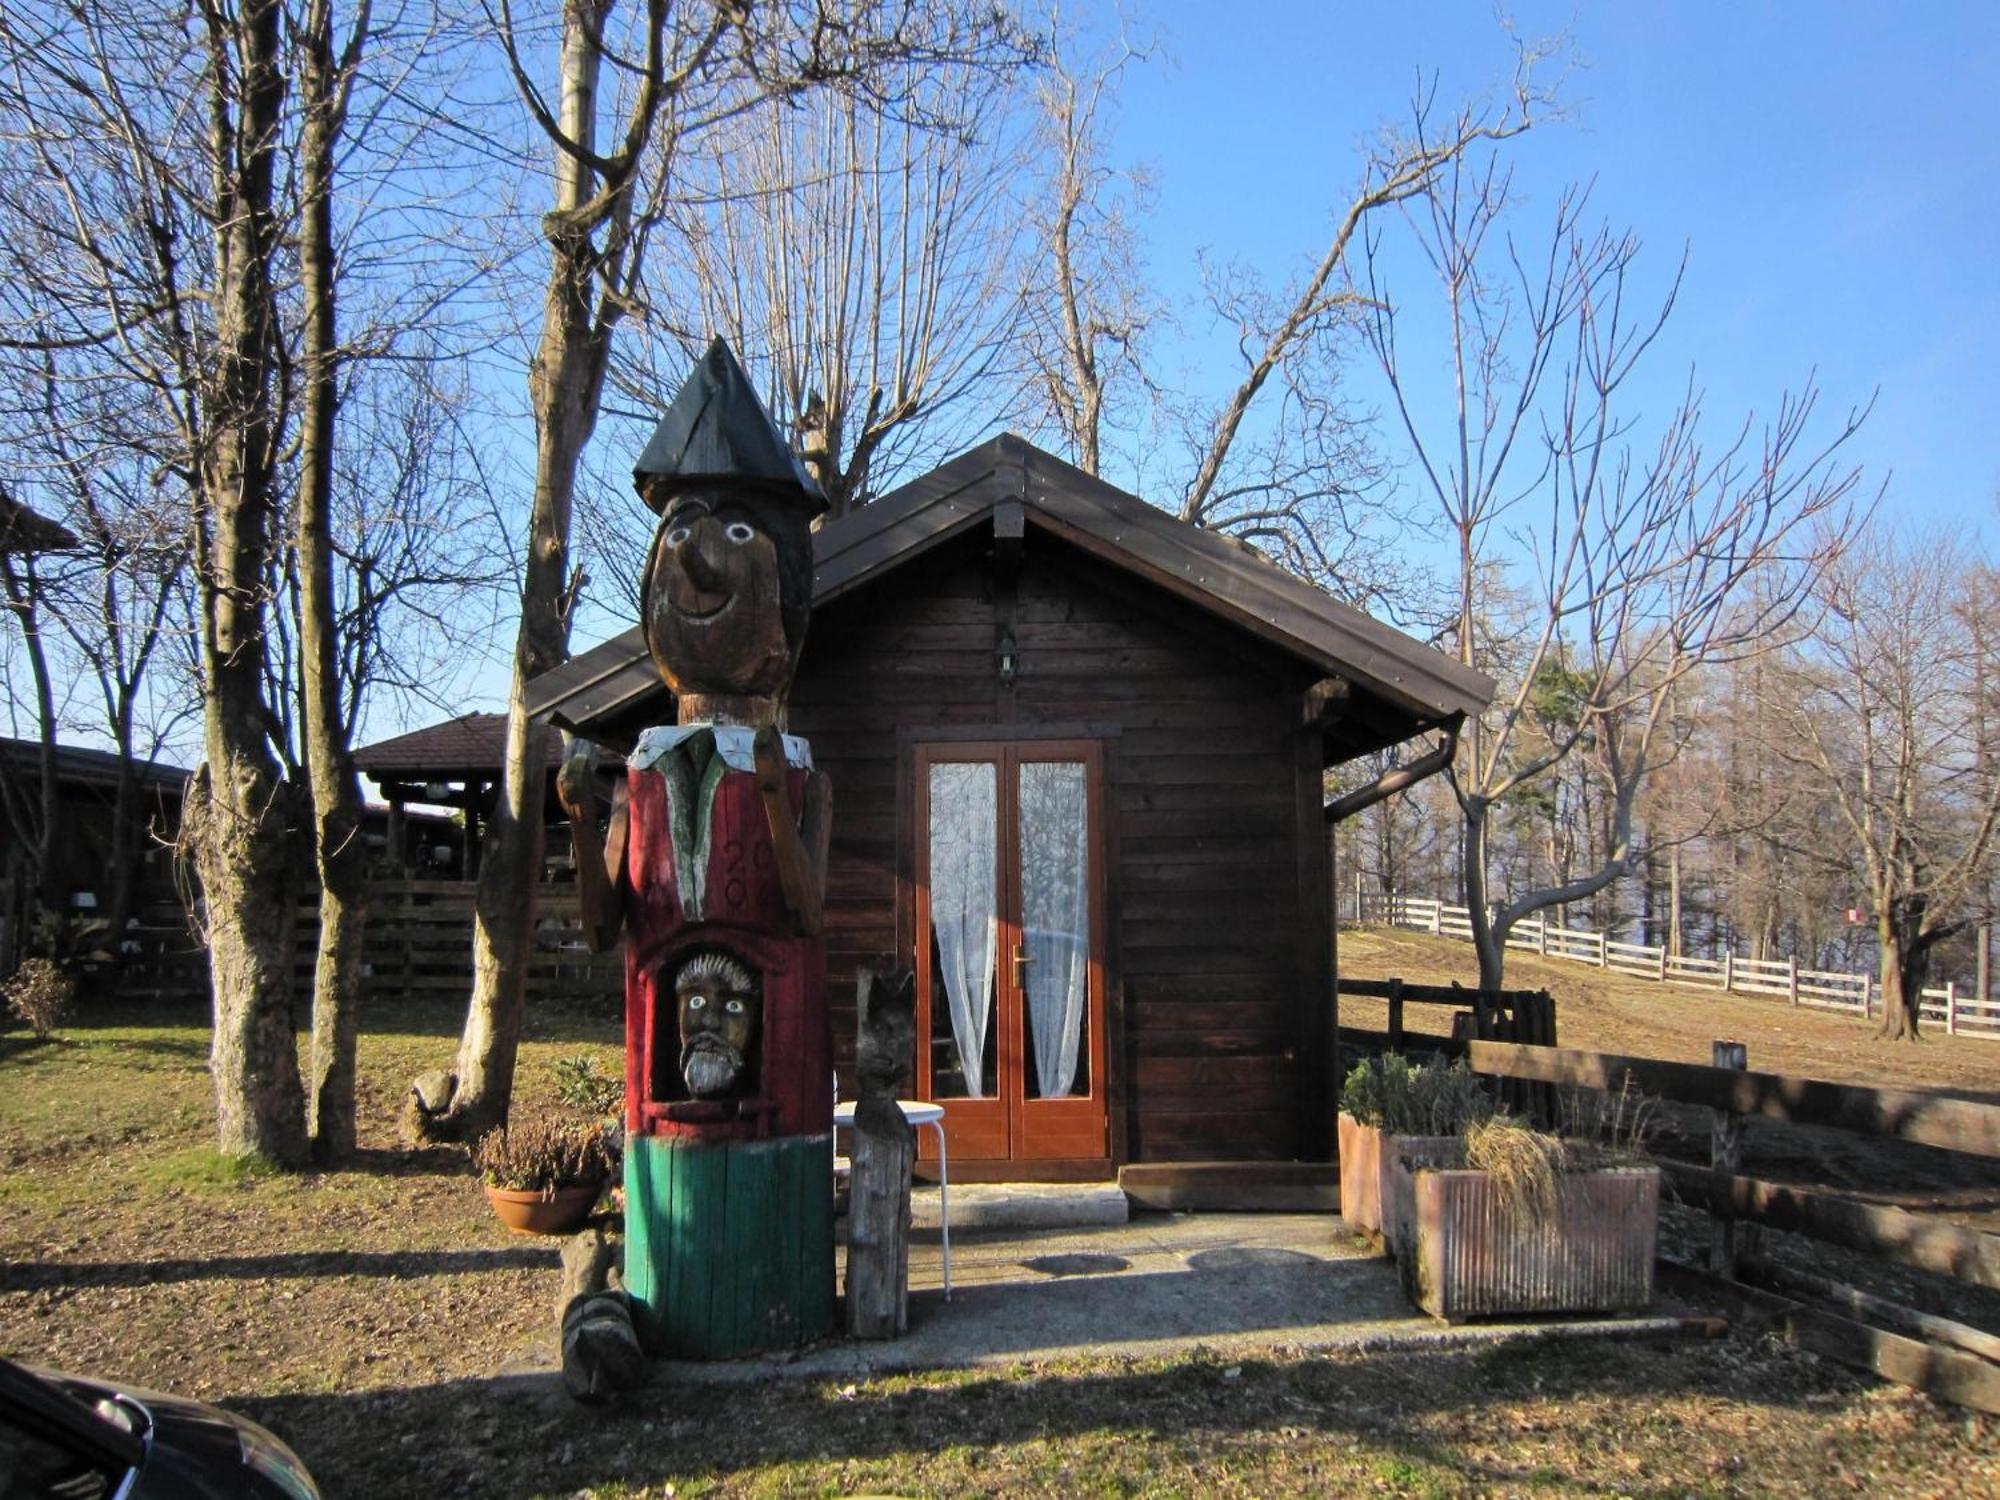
845 967 917 1339
558 338 835 1362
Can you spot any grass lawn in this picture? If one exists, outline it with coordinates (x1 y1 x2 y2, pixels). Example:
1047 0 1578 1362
3 992 1997 1496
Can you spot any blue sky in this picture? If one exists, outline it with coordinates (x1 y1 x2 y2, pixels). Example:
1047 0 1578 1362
1106 0 1999 541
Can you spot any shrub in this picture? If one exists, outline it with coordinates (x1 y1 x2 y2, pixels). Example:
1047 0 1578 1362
3 958 75 1040
473 1117 615 1198
1341 1054 1495 1136
1558 1075 1660 1163
552 1052 624 1119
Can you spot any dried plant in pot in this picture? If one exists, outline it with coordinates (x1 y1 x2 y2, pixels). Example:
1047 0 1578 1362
1401 1116 1661 1322
474 1117 616 1236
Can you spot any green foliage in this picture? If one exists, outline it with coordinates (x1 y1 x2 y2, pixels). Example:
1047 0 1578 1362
551 1052 624 1119
2 958 74 1039
1527 658 1596 732
1340 1054 1495 1136
473 1116 614 1195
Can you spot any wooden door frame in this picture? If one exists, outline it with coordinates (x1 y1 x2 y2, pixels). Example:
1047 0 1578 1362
901 726 1120 1180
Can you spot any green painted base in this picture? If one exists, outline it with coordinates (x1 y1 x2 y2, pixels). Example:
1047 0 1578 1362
624 1133 836 1360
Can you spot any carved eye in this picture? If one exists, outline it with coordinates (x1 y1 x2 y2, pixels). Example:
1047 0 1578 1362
665 525 691 548
724 998 745 1015
724 521 755 545
686 994 706 1010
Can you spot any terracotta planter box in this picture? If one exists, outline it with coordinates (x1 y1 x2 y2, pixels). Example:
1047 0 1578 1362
1406 1165 1660 1322
1380 1135 1460 1262
1336 1113 1382 1233
1337 1114 1455 1256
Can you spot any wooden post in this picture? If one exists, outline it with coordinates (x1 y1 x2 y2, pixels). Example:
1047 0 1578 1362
1722 951 1734 993
1595 931 1607 968
1386 976 1405 1052
1710 1040 1749 1278
846 969 916 1339
1656 943 1667 982
1354 869 1364 924
1787 955 1799 1006
1429 902 1442 937
1536 918 1547 957
1946 980 1959 1036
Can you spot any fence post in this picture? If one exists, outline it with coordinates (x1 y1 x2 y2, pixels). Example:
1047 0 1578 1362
1537 918 1547 957
1430 903 1442 937
1595 931 1607 968
1355 871 1364 925
1946 980 1959 1036
1656 943 1667 982
1387 976 1405 1052
1722 951 1734 994
1787 955 1799 1006
1710 1040 1750 1278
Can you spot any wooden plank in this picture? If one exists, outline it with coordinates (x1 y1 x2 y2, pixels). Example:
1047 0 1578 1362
1659 1257 2000 1416
1466 1040 2000 1157
1662 1162 2000 1289
1740 1258 2000 1364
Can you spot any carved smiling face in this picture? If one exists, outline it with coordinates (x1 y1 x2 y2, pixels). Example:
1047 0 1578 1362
640 486 810 700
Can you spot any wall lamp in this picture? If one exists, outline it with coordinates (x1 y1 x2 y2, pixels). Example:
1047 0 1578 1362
997 628 1019 685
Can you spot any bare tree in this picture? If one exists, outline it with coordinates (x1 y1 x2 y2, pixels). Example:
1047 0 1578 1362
1362 155 1868 990
658 51 1031 516
1769 532 2000 1040
1016 16 1159 478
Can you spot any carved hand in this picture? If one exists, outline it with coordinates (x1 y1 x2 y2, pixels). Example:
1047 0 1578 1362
557 736 599 821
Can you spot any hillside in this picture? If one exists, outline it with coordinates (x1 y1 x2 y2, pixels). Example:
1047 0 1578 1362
1337 925 1998 1100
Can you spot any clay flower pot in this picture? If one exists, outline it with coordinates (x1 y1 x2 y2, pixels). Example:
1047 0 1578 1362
483 1181 603 1236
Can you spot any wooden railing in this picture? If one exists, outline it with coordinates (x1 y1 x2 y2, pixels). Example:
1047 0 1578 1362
1352 891 1999 1039
113 879 622 1007
1454 1035 2000 1414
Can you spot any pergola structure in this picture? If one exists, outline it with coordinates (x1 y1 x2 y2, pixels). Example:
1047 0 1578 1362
351 712 569 879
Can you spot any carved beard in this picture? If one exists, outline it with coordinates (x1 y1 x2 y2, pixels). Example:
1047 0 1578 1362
681 1035 744 1098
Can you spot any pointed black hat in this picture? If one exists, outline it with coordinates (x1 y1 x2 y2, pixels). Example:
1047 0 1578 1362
632 337 828 517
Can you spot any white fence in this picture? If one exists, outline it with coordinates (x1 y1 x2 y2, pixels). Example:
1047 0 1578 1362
1354 892 2000 1040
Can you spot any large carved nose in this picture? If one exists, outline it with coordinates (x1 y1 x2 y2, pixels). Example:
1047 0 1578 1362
670 517 732 610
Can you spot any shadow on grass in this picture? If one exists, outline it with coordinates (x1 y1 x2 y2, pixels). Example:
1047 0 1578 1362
225 1337 1879 1500
0 1244 554 1293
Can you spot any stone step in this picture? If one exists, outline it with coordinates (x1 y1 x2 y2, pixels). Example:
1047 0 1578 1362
910 1182 1128 1231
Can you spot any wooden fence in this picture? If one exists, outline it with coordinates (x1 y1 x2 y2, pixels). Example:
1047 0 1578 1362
1353 891 2000 1040
1463 1036 2000 1414
114 879 622 1007
1338 1004 2000 1413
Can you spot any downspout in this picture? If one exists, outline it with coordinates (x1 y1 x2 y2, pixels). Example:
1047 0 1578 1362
1324 713 1464 825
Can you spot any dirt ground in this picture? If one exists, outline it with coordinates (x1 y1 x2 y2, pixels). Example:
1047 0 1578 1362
4 995 1998 1497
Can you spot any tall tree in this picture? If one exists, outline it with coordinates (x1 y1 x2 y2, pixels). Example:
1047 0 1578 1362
1361 159 1867 990
1770 530 2000 1040
662 51 1030 516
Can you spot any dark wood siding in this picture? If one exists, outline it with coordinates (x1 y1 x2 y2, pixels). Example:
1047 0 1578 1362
789 526 1325 1167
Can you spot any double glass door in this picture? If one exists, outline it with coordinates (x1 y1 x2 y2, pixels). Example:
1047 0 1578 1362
915 740 1107 1165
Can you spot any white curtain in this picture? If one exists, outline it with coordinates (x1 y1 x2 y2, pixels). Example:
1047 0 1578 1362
1021 761 1089 1098
928 762 997 1097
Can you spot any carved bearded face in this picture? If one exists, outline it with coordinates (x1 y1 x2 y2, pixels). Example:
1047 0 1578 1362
675 951 761 1099
641 486 812 701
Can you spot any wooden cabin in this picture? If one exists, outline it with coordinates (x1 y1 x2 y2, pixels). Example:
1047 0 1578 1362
530 435 1493 1181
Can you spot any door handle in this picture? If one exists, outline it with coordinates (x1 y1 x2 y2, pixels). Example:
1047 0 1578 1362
1013 943 1034 988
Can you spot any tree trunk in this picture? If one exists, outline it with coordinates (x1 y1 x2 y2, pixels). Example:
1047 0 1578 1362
295 0 370 1164
1461 798 1506 990
436 4 611 1140
193 0 305 1166
1874 905 1927 1043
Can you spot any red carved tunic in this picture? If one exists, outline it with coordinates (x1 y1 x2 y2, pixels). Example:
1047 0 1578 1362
620 726 829 1144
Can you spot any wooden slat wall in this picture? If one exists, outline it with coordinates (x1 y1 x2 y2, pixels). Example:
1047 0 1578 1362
790 530 1320 1165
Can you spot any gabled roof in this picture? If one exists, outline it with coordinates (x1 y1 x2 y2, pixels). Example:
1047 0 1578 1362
353 712 565 781
528 434 1494 757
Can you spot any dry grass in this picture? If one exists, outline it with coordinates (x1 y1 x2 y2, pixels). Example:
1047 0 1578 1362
1459 1116 1568 1224
5 990 1999 1496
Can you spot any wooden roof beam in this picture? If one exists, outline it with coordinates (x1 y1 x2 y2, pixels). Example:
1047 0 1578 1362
1301 676 1351 731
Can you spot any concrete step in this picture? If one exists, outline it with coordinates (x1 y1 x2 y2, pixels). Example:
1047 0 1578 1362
910 1182 1128 1231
